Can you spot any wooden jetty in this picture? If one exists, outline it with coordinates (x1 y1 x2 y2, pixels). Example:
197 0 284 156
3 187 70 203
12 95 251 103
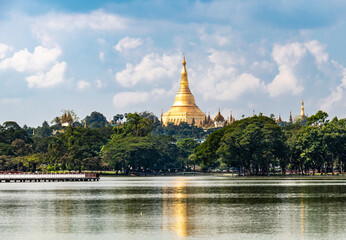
0 172 100 182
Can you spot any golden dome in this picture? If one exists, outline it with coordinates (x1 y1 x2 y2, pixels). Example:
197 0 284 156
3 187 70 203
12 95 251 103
162 57 206 126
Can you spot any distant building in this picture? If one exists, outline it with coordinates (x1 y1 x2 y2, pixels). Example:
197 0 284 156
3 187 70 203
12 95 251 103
214 109 225 128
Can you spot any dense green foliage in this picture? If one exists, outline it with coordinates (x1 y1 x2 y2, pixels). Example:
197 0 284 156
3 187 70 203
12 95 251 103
0 110 344 175
152 122 213 140
0 112 200 173
195 112 345 175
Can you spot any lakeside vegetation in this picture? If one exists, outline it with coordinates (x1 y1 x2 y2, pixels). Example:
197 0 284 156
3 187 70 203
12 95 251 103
0 110 345 176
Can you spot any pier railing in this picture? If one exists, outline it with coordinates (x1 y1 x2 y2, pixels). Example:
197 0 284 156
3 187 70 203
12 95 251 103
0 172 100 182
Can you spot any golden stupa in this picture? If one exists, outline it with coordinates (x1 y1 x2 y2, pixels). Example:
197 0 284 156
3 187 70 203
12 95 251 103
299 99 307 120
161 57 206 126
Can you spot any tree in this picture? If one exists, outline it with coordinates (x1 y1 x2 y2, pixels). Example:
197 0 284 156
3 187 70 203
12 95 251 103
195 128 225 171
177 138 200 169
150 135 180 171
113 114 124 123
35 121 52 138
322 117 346 174
307 110 329 126
102 136 159 174
85 111 108 128
11 139 32 156
121 113 154 137
197 116 287 175
294 126 326 175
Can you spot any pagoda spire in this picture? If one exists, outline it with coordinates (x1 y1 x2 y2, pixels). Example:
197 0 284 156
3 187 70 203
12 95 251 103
300 99 305 117
182 56 187 75
289 111 293 123
179 56 189 88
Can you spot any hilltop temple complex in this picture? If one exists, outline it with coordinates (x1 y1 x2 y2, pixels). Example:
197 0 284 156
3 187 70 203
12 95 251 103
161 57 307 128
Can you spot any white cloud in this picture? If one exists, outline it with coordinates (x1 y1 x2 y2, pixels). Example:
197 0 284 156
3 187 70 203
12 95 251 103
99 52 105 62
113 88 167 108
113 91 149 108
25 62 66 88
271 42 306 66
0 43 12 59
115 53 180 87
203 72 264 101
95 79 104 89
251 60 274 71
267 65 304 97
208 49 238 66
197 51 265 101
199 28 233 47
114 37 143 52
30 10 130 46
267 42 306 97
305 40 329 64
77 80 90 90
32 10 128 32
320 68 346 111
0 46 61 72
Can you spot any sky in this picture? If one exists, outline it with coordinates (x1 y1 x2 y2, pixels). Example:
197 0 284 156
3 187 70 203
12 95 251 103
0 0 345 127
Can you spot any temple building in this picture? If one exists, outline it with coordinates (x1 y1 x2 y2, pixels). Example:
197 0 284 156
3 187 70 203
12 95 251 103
161 57 206 126
214 109 225 128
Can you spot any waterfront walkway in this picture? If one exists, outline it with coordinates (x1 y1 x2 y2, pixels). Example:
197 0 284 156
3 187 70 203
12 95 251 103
0 172 100 182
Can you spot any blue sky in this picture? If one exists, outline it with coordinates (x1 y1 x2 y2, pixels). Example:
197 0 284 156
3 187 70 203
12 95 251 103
0 0 345 126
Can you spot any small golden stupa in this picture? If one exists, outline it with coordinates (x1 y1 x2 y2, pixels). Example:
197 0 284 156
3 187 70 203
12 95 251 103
161 57 206 126
299 99 307 120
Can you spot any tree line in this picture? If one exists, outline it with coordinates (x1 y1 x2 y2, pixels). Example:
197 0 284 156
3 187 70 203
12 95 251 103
0 112 201 173
194 111 345 175
0 110 344 175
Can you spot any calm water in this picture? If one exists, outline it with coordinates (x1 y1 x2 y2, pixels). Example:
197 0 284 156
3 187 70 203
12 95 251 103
1 176 346 239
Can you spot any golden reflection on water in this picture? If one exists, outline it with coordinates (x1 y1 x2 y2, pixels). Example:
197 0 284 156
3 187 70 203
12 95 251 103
162 178 188 237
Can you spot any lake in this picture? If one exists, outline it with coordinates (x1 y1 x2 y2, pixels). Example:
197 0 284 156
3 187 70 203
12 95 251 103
1 176 346 239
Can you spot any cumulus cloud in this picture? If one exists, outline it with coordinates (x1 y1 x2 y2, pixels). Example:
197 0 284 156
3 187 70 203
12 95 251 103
0 43 12 59
115 53 180 87
113 88 167 108
208 49 238 66
30 10 131 46
25 62 66 88
305 40 329 64
0 46 61 72
320 68 346 112
77 80 90 90
0 45 66 88
203 72 264 101
32 10 128 32
113 91 149 108
267 42 306 97
114 37 143 52
197 51 265 101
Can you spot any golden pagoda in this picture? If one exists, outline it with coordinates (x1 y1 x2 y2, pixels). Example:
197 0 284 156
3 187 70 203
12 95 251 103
299 99 307 120
161 57 206 126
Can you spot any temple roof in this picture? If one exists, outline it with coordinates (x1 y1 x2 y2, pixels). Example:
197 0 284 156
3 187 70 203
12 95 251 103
214 109 225 122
